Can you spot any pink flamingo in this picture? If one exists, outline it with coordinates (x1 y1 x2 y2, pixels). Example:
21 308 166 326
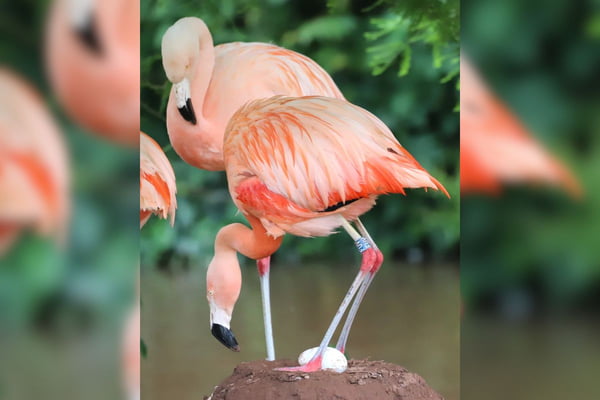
0 68 70 255
140 132 177 228
206 96 448 372
45 0 140 146
121 293 140 400
461 57 581 196
161 17 344 360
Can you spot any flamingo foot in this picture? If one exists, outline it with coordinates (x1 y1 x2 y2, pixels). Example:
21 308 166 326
275 355 323 373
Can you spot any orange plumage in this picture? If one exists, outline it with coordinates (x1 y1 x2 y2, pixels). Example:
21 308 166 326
460 57 581 196
224 96 448 238
0 68 70 254
140 132 177 227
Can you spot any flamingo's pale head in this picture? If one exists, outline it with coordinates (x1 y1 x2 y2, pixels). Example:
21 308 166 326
161 17 210 125
206 248 242 352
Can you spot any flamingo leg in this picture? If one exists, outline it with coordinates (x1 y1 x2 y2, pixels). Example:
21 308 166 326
257 256 276 361
276 219 377 372
335 218 384 353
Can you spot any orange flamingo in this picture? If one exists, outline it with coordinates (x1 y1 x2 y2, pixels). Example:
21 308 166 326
460 57 581 196
45 0 140 146
162 17 344 360
0 68 70 255
206 96 448 372
140 132 177 228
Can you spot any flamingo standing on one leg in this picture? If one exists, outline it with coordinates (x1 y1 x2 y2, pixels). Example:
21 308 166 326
161 17 345 360
205 96 449 372
140 132 177 228
0 68 70 255
45 0 140 146
460 56 581 196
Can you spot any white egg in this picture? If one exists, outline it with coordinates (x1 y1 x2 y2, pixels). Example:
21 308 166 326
298 346 348 373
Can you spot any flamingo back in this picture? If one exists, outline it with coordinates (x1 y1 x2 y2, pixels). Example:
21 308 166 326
203 42 345 146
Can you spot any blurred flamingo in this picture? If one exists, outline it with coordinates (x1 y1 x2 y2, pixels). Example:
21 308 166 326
46 0 139 146
161 16 345 360
122 293 140 400
206 96 448 372
140 132 177 228
460 57 581 196
0 68 69 255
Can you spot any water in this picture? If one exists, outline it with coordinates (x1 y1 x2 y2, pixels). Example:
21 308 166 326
141 262 460 400
462 316 600 399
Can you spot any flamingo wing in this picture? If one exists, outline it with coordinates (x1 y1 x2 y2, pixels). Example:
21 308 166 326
224 96 448 234
140 132 177 226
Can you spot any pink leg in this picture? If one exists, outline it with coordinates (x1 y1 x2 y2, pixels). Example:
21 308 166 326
276 246 378 372
336 250 384 353
336 219 383 353
257 256 275 361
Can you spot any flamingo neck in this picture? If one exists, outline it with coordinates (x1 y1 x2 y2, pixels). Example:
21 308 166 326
189 19 215 124
207 216 282 312
215 215 283 261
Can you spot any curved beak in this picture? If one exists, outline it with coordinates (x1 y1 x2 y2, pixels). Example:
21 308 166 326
209 298 239 351
174 78 197 125
69 0 102 54
211 324 240 351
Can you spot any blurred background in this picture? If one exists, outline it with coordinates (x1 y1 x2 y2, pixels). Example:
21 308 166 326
461 0 600 398
0 1 138 399
140 0 459 399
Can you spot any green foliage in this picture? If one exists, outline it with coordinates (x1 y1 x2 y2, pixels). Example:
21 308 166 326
363 0 459 83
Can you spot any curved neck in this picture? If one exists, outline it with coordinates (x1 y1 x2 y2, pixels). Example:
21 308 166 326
206 216 283 311
189 19 215 123
216 215 283 260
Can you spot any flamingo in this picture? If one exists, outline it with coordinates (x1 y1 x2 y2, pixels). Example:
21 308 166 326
161 16 344 360
0 68 70 255
121 293 140 400
45 0 140 146
140 132 177 228
206 96 449 372
460 56 581 196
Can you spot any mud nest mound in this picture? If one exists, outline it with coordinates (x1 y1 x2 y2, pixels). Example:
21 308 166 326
205 359 444 400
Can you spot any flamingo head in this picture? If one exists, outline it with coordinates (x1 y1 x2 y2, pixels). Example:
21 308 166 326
161 17 207 126
206 249 242 352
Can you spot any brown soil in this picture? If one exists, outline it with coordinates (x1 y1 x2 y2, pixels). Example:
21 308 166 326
205 359 444 400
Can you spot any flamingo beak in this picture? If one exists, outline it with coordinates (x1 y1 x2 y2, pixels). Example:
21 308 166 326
174 78 197 125
209 299 240 351
69 0 102 54
211 324 240 352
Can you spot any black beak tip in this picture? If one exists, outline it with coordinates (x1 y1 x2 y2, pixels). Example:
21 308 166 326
73 16 102 55
211 323 240 352
177 98 197 125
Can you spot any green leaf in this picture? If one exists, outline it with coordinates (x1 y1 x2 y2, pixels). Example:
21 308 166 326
398 45 412 76
141 338 148 358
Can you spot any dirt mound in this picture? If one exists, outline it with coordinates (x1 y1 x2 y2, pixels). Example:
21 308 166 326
205 359 444 400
